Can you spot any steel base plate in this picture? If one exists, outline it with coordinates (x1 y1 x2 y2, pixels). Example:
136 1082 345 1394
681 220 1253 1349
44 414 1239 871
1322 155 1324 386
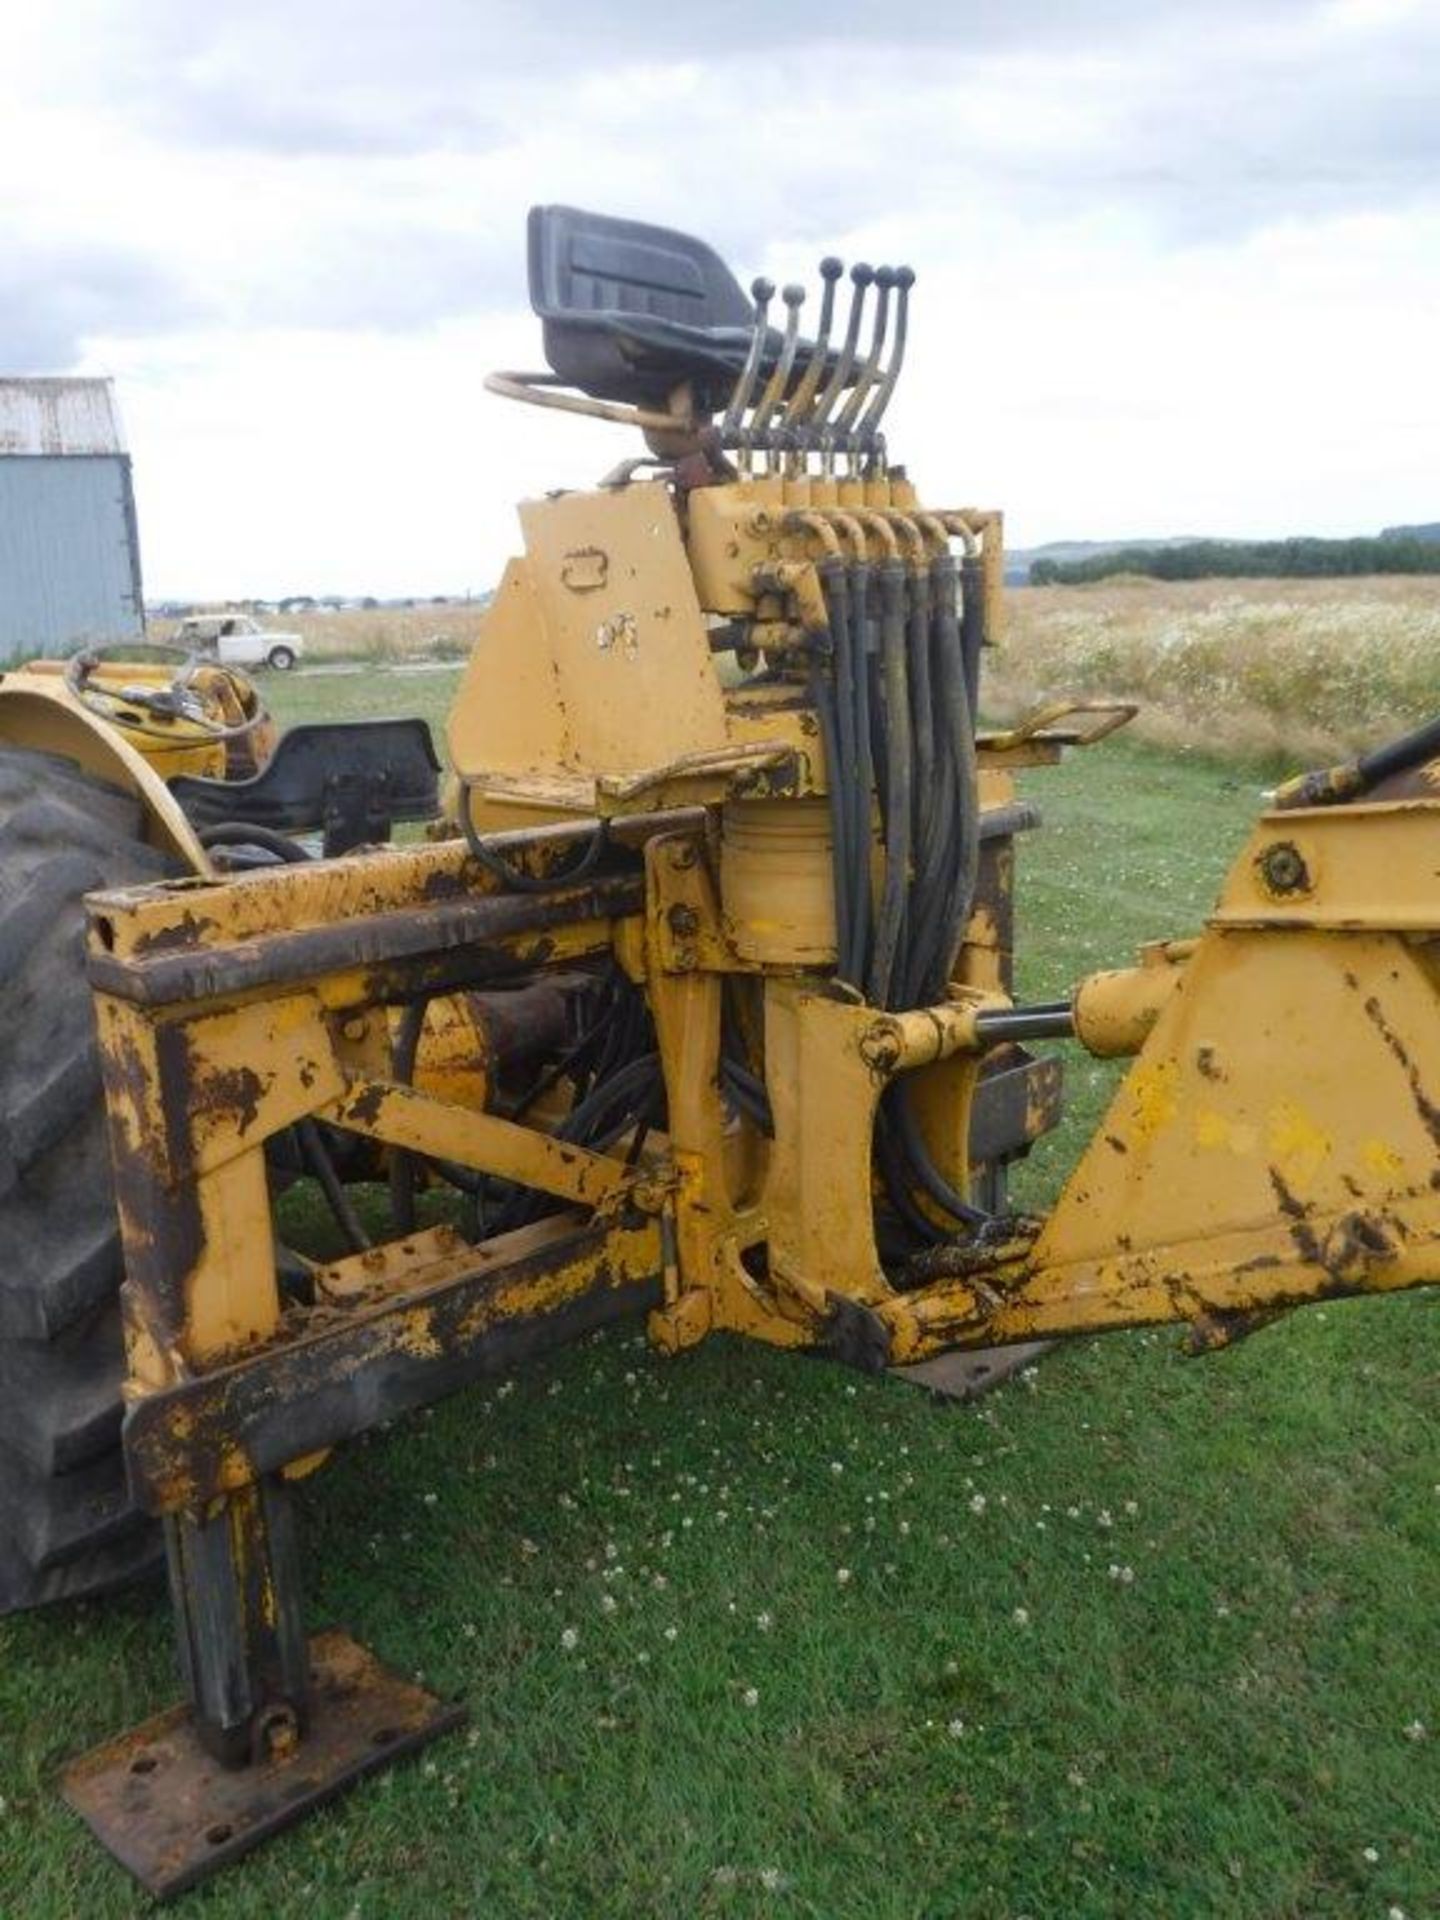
890 1339 1052 1400
61 1629 467 1901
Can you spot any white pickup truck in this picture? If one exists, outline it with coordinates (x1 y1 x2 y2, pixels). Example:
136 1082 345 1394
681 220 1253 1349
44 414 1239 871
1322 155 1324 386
171 613 304 671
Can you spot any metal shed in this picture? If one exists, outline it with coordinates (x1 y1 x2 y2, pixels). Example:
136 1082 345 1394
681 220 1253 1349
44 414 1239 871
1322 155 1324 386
0 377 145 660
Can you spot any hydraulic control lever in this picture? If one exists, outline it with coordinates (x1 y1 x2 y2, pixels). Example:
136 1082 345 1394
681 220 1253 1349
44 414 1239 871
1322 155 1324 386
721 275 776 461
856 265 914 470
832 266 895 463
717 247 916 473
777 255 843 465
750 283 807 468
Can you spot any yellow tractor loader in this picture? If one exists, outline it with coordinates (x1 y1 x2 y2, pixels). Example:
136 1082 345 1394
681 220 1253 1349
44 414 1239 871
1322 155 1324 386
7 206 1438 1898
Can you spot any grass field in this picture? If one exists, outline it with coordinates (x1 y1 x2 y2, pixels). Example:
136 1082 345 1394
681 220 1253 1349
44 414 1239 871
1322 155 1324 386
993 575 1440 767
240 571 1440 771
0 645 1436 1917
283 604 487 665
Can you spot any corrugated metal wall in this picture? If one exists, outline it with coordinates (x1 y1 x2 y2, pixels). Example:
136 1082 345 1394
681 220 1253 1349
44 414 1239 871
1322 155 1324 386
0 454 144 658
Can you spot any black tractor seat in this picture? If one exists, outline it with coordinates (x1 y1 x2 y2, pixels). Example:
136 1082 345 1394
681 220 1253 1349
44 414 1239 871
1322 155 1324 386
170 717 440 858
530 205 833 415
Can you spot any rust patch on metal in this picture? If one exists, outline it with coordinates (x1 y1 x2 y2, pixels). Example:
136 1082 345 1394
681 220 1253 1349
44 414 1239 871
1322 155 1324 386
1195 1046 1223 1082
344 1081 387 1129
1267 1167 1325 1267
192 1065 266 1137
420 868 469 902
132 908 220 958
1361 992 1440 1150
1320 1210 1403 1286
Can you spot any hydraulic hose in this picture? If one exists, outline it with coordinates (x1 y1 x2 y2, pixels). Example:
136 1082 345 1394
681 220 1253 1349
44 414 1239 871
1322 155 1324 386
198 822 311 867
807 654 853 986
460 783 610 893
846 546 876 987
959 551 986 721
887 1086 988 1229
869 558 913 1010
297 1117 372 1253
923 550 981 1005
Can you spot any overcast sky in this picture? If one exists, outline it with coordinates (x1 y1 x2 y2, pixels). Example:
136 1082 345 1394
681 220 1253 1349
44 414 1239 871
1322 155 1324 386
4 0 1438 597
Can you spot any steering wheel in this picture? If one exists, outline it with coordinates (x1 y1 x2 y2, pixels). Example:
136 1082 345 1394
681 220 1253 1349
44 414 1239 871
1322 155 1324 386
64 642 272 746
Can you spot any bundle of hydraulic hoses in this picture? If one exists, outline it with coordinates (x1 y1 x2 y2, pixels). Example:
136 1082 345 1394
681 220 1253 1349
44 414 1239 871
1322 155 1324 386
809 546 988 1245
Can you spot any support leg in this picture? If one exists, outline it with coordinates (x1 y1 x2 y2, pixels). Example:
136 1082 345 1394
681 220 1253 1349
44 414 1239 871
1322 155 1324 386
166 1477 310 1768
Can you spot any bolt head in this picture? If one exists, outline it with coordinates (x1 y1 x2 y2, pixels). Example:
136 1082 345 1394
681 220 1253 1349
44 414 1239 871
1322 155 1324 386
1258 841 1311 895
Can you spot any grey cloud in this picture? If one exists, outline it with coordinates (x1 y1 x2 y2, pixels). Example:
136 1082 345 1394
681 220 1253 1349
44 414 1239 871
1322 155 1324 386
19 0 1440 355
91 0 1322 155
0 244 189 369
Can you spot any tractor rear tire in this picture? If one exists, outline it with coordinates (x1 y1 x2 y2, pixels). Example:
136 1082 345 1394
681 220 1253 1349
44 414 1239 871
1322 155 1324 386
0 746 175 1611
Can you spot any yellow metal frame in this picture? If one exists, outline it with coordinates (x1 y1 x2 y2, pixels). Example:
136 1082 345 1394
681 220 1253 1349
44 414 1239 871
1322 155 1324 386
0 670 211 867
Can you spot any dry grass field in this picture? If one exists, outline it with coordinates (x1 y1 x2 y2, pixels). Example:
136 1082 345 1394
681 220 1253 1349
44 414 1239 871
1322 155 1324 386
281 602 488 662
991 575 1440 767
259 574 1439 773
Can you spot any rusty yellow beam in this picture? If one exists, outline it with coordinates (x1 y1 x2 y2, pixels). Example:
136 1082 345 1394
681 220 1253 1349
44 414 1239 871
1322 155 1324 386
324 1077 638 1211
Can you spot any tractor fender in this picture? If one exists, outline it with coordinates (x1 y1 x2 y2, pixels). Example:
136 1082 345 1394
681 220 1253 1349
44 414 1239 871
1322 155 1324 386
0 676 210 872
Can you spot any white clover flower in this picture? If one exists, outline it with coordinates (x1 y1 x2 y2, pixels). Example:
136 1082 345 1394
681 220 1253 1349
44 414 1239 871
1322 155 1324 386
663 1625 678 1642
742 1686 760 1708
1012 1606 1031 1627
759 1867 786 1891
836 1567 852 1585
559 1627 579 1651
1362 1846 1379 1864
969 1493 987 1515
756 1611 774 1632
1403 1719 1427 1741
600 1593 618 1615
947 1718 965 1739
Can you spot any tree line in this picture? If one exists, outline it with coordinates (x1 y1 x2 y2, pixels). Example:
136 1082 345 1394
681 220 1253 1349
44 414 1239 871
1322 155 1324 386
1030 536 1440 585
